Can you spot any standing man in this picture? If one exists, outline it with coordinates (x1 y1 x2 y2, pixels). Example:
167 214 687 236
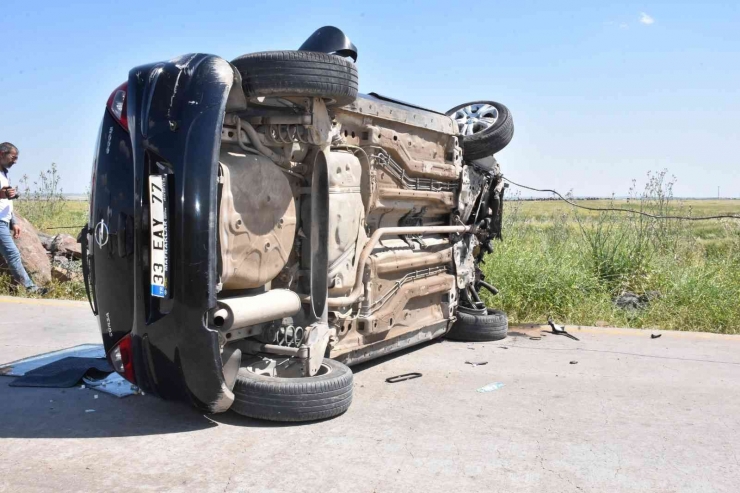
0 142 45 294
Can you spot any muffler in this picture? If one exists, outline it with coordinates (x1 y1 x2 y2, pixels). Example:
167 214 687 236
212 290 301 331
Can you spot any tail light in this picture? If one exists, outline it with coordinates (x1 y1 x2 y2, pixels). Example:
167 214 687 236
107 82 129 130
109 333 136 383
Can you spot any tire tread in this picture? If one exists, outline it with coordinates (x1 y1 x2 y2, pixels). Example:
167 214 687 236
231 358 354 422
231 50 358 107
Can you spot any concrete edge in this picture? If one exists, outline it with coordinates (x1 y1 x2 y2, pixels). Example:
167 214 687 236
0 296 735 340
512 323 740 340
0 296 91 308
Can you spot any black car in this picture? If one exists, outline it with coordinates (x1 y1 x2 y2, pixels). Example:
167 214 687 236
83 27 514 421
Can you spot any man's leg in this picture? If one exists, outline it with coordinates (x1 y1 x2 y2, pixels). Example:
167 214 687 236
0 221 36 289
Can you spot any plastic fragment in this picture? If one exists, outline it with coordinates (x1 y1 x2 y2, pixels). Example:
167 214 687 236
94 394 99 399
477 382 504 393
85 409 95 413
465 361 489 367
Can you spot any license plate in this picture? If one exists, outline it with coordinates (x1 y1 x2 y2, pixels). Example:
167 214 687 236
149 174 169 298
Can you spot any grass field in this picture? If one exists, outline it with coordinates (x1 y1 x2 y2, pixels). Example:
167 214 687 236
1 192 89 301
482 195 740 334
5 166 740 333
15 200 88 236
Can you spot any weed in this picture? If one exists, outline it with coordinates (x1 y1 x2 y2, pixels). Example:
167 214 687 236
483 172 740 334
14 163 87 235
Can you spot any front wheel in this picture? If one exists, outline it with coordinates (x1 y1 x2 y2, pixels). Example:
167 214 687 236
446 101 514 159
231 357 353 422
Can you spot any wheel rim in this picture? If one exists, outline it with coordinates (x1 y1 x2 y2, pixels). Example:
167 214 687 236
241 354 333 378
451 103 499 136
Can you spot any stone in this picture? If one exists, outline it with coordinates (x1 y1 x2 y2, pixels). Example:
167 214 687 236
614 290 662 312
640 290 662 303
51 265 82 283
51 234 82 259
0 214 52 286
614 291 643 312
51 256 83 283
37 232 55 251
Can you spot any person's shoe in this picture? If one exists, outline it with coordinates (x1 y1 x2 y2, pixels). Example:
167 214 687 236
27 286 49 296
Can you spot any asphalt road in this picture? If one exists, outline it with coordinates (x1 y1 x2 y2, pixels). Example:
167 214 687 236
1 296 739 493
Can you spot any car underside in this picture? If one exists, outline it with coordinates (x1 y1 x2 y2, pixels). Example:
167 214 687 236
84 27 514 421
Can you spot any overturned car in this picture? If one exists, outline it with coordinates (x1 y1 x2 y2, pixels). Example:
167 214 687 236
83 27 514 421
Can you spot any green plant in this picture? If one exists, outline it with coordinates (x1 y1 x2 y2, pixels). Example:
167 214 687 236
482 171 740 334
16 163 67 229
14 163 88 235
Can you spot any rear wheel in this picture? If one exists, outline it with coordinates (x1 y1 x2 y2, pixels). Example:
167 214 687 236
447 306 508 342
231 357 353 422
231 50 359 107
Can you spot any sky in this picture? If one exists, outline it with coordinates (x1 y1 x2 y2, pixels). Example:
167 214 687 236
0 0 738 197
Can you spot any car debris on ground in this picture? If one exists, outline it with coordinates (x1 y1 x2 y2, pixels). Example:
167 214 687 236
547 318 580 341
385 373 423 384
0 344 140 398
477 382 505 393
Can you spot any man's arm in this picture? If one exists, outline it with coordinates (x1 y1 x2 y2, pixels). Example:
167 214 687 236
9 213 20 239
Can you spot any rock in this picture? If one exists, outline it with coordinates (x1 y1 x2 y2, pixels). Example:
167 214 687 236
640 291 662 303
37 232 55 251
0 214 52 286
615 290 662 312
52 265 82 283
51 256 83 283
615 291 642 311
51 234 82 259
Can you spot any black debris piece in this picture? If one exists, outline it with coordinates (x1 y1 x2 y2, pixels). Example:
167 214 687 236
10 357 112 388
386 372 422 384
547 318 580 341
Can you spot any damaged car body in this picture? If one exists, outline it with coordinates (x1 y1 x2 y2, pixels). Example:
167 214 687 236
83 27 514 421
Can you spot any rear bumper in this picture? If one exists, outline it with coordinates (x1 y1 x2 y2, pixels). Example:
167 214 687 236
91 54 239 412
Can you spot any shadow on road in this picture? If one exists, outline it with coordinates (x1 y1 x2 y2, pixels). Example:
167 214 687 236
0 337 469 438
351 339 441 373
0 379 304 438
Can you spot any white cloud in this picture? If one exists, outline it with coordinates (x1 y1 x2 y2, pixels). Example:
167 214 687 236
640 12 655 25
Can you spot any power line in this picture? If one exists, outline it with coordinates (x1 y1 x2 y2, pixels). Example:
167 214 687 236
503 177 740 221
30 178 740 230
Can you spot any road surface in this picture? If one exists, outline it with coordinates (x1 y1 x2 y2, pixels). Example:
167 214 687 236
1 296 738 492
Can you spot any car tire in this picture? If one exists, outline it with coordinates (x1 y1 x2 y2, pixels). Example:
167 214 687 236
231 50 358 107
231 358 353 422
446 101 514 159
447 306 508 342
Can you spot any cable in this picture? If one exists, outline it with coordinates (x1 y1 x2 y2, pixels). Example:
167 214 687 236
31 174 740 229
503 177 740 221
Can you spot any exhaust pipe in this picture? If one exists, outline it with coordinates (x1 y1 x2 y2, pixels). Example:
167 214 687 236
213 290 301 331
